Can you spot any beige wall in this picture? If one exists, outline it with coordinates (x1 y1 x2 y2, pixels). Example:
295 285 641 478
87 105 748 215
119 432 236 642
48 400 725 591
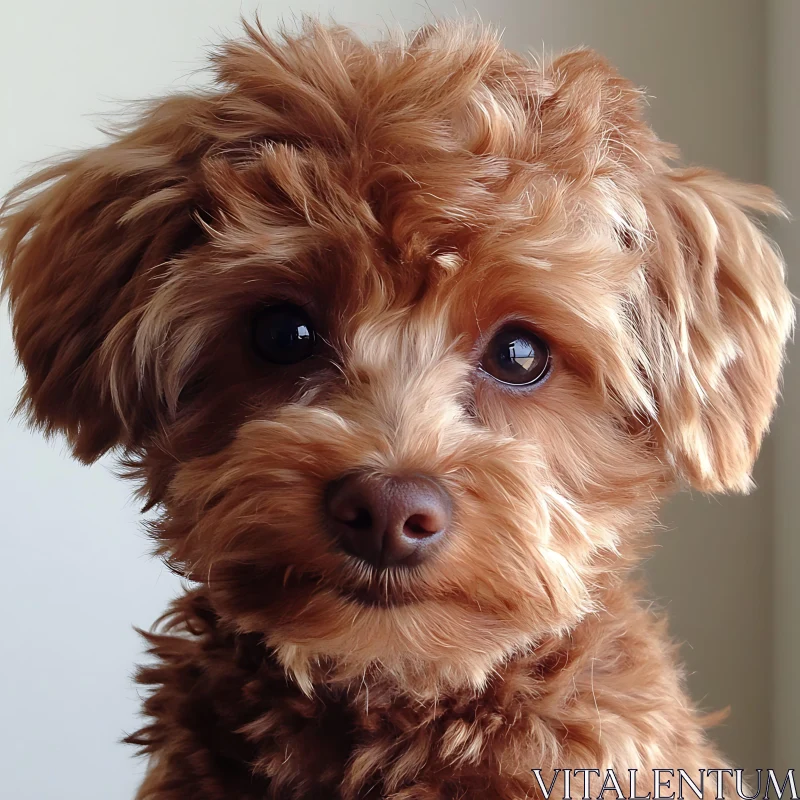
768 0 800 776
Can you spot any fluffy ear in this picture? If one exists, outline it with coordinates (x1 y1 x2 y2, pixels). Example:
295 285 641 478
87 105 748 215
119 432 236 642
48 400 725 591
536 48 670 178
0 95 209 462
640 169 794 493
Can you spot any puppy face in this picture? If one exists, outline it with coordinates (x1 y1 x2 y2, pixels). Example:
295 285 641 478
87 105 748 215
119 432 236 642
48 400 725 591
1 21 792 693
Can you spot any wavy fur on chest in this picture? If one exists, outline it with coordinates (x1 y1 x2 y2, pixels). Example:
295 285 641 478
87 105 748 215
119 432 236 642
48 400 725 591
129 588 723 800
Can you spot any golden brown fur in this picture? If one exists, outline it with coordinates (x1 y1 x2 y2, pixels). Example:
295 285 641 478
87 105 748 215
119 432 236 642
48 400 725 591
0 19 792 799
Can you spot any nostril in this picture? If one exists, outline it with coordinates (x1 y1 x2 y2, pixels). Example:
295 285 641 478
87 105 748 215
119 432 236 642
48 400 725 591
347 507 373 531
403 513 441 538
329 497 374 530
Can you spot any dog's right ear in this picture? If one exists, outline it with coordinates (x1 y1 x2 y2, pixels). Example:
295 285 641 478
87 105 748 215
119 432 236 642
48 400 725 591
0 95 210 462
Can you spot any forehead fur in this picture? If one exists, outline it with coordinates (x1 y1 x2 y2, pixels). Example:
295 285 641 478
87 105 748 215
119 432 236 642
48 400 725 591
126 19 668 410
194 18 666 252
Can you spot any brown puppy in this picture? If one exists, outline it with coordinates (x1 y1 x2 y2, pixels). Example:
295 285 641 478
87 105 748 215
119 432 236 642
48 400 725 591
1 19 792 800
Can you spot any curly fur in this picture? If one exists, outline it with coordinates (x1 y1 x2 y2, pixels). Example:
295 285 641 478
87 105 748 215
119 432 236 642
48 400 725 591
0 18 793 799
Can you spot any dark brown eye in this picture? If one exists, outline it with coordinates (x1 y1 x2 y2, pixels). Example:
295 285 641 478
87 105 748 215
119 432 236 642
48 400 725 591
480 324 551 387
252 304 316 364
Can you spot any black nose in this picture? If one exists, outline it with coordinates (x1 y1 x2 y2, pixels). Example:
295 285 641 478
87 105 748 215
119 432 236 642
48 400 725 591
324 473 451 568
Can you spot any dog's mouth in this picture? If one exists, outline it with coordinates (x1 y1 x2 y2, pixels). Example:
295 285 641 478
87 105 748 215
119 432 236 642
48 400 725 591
300 565 423 608
203 559 423 612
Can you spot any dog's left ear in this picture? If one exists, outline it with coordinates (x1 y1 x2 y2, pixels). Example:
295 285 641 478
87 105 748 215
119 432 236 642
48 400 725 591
639 169 794 493
536 50 793 493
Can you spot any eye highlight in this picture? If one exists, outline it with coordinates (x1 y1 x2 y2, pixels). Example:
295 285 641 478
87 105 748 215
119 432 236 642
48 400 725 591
252 303 316 365
479 324 551 387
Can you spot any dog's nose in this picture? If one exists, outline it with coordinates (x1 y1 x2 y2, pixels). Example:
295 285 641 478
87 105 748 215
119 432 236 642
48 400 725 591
325 473 451 568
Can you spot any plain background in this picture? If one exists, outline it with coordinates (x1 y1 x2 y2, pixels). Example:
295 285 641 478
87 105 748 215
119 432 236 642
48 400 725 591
1 2 797 797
